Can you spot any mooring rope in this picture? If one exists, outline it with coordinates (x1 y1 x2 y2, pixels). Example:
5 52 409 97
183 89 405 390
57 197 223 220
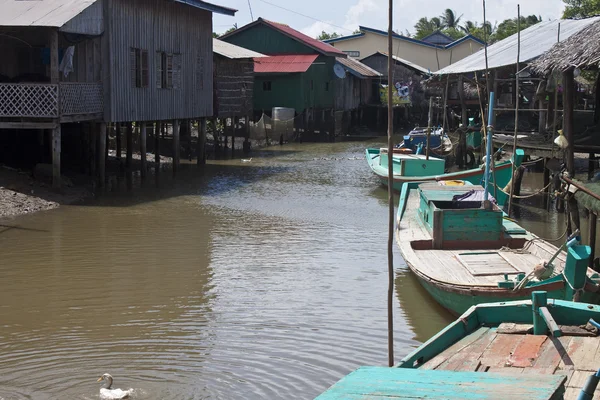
495 181 553 199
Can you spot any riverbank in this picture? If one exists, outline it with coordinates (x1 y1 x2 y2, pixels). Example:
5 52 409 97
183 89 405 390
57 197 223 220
0 165 91 219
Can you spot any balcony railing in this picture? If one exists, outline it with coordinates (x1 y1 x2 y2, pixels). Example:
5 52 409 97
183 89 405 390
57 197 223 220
0 83 59 118
0 82 103 119
60 82 103 116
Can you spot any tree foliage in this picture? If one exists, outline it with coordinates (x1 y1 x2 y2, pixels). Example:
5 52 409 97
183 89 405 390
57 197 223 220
317 31 340 40
489 15 540 43
563 0 600 18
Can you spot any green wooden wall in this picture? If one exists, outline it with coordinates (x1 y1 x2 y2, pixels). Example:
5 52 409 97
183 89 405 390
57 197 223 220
223 24 336 113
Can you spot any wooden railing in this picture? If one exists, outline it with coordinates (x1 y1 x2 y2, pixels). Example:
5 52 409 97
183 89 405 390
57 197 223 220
60 82 103 116
0 82 103 119
0 83 59 118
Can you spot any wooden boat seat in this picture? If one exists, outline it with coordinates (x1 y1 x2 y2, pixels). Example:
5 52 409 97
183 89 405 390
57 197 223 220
410 238 530 251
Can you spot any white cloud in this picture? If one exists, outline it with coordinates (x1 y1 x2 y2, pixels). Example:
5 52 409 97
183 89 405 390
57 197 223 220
343 0 382 31
300 20 338 38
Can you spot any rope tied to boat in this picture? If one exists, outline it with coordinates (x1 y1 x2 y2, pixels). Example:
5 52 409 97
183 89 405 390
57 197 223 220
562 272 585 301
495 181 553 199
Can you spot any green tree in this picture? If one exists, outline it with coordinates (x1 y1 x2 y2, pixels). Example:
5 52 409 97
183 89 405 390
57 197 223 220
490 15 540 43
353 29 361 34
563 0 600 18
440 9 463 29
317 31 340 40
442 28 465 40
414 17 443 39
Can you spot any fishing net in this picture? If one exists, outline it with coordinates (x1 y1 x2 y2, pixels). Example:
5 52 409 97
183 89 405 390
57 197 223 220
248 113 304 143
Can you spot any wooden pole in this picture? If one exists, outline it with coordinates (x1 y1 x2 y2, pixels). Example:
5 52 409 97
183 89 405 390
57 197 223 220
126 122 133 190
116 123 122 160
458 75 467 127
52 125 61 189
590 212 598 270
589 153 596 181
173 119 180 176
564 69 575 176
386 0 394 368
198 118 207 165
140 122 147 182
508 4 521 218
155 122 161 180
426 97 433 160
99 122 106 189
231 117 236 157
244 114 251 153
50 29 59 84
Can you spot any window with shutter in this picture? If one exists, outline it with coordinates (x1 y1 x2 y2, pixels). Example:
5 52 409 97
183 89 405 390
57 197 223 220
172 53 182 89
141 50 149 88
131 47 149 88
156 51 163 89
166 54 173 88
130 48 137 87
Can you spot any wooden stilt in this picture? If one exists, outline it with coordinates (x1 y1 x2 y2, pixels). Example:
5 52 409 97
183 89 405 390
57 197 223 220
52 125 61 188
543 158 550 209
588 153 596 181
186 120 192 161
244 114 250 153
115 122 122 160
590 212 597 270
99 122 107 188
90 123 97 178
172 119 180 175
198 118 207 165
563 69 575 176
155 122 161 180
126 122 133 189
458 75 468 127
231 117 236 157
569 196 581 234
140 122 147 182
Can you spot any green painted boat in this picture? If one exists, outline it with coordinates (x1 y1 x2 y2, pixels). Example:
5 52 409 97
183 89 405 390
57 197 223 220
396 291 600 399
365 147 514 198
396 177 600 316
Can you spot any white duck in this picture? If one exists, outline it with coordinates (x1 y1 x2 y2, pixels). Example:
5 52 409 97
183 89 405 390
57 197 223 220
97 373 133 399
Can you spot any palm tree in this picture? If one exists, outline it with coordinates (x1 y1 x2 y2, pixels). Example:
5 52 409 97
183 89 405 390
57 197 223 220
440 9 463 29
460 20 477 34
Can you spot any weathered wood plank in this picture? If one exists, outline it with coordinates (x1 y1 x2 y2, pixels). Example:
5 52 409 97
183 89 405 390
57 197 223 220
531 336 573 375
508 335 548 368
479 334 525 368
315 366 566 400
560 337 600 371
497 323 533 335
438 330 497 372
421 327 491 370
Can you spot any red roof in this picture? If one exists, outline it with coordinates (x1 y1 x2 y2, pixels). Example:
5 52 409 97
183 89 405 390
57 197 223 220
253 54 319 73
260 19 345 57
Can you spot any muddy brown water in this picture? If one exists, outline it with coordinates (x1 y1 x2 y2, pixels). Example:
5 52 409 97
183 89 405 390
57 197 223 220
0 139 584 399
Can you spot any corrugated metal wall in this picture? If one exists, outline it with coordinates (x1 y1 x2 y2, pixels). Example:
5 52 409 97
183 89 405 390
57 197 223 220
106 0 212 122
60 36 102 83
214 56 253 117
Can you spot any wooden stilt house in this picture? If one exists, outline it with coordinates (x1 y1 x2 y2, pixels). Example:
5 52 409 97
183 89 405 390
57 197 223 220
0 0 236 187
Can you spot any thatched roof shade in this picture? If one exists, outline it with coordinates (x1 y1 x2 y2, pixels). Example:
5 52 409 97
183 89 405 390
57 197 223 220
530 19 600 75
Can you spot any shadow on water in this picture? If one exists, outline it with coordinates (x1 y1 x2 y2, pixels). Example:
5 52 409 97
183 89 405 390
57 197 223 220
395 269 455 344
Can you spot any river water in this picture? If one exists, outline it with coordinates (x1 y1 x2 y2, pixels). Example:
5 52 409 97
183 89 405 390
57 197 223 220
0 139 577 399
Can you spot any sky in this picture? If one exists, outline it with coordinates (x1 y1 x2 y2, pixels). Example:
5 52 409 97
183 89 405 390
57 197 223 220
213 0 566 38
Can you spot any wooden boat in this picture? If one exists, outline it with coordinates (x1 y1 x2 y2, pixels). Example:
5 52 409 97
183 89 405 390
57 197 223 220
396 291 600 399
365 147 515 198
317 291 600 399
396 178 600 316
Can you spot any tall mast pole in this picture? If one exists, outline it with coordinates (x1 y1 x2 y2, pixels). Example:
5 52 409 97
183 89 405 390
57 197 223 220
386 0 395 368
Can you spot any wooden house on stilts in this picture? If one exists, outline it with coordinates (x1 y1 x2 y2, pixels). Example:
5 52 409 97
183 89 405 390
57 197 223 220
0 0 236 188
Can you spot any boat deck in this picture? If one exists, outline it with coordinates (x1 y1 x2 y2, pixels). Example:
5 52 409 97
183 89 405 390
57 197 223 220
396 187 576 288
421 326 600 399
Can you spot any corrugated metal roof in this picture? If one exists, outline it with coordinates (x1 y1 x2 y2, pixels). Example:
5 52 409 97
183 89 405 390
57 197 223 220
336 57 382 78
0 0 97 27
436 17 600 75
389 53 431 75
254 54 318 73
222 18 345 57
0 0 236 27
213 38 266 59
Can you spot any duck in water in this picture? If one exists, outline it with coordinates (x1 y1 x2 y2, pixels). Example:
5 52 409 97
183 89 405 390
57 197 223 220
97 373 133 399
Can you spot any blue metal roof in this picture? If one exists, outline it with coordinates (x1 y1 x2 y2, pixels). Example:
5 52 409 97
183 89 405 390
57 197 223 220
174 0 237 16
324 26 485 49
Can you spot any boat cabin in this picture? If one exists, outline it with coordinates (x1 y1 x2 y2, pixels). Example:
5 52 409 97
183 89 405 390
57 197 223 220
417 183 505 249
379 149 445 176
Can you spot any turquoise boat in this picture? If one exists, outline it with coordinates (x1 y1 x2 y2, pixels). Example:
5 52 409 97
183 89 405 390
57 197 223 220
317 291 600 399
396 176 600 316
365 147 515 197
396 290 600 399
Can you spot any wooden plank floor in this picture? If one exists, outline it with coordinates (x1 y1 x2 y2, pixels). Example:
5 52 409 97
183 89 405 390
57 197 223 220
422 329 600 399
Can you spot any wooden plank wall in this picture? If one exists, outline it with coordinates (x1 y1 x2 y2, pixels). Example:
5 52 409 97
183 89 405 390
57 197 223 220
106 0 213 122
334 75 360 111
59 36 102 83
214 56 253 117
